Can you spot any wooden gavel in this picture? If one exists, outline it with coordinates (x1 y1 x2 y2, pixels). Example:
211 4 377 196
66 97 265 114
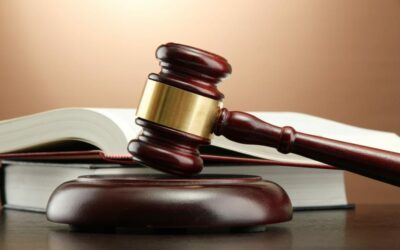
128 43 400 186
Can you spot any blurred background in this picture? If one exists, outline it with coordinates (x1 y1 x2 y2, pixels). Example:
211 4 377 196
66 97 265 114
0 0 399 203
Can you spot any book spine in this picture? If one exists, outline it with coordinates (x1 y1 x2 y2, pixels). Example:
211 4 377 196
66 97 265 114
0 161 4 210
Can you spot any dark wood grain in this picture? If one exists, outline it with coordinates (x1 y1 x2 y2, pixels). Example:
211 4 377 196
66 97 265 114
1 205 399 250
214 109 400 186
128 119 209 175
150 42 231 100
129 43 400 186
129 43 232 176
46 174 292 229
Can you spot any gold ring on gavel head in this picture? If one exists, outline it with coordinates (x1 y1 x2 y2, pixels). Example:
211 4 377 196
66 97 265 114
136 79 223 139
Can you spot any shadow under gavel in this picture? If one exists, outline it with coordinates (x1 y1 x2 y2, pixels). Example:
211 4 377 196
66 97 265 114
128 42 400 186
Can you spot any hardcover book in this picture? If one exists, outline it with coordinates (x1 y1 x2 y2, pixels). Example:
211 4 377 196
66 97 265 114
1 160 348 212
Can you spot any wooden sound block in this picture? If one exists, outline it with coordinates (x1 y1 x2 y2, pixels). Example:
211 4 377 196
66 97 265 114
46 174 293 231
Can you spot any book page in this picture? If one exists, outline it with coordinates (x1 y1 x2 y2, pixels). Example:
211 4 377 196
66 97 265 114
87 108 139 142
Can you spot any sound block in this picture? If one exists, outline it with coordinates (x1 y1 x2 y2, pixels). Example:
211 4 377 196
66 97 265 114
46 174 292 231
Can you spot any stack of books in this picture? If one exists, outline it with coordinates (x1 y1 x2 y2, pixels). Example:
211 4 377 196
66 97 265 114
1 108 399 212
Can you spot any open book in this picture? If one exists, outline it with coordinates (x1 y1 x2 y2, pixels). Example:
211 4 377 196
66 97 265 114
0 108 399 164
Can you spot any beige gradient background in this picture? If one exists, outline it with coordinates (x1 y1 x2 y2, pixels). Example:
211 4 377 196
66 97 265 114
0 0 399 204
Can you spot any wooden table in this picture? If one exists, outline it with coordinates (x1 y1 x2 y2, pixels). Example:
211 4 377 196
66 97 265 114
0 205 399 250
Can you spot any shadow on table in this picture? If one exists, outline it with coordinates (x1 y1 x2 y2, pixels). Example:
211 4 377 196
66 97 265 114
47 226 292 250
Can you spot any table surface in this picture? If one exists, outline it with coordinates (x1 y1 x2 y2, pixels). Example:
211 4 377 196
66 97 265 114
0 205 399 250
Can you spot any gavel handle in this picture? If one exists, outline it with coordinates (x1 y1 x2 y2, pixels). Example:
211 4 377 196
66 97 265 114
214 109 400 186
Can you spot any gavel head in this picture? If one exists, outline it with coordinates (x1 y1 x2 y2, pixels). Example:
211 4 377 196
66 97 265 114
128 43 231 175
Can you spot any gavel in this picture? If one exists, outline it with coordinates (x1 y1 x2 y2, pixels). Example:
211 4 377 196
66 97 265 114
128 43 400 186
